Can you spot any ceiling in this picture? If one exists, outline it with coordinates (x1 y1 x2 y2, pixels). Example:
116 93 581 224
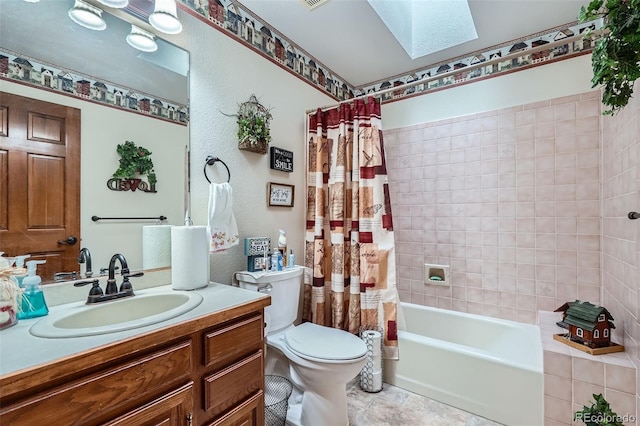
236 0 590 88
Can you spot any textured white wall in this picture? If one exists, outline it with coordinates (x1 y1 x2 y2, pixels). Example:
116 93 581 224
172 12 333 284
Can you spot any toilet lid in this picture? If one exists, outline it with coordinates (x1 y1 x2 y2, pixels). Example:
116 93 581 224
284 322 367 361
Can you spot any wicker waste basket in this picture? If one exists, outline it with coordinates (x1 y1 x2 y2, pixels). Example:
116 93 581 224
264 375 293 426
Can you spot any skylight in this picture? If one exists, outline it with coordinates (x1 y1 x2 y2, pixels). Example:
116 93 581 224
367 0 478 60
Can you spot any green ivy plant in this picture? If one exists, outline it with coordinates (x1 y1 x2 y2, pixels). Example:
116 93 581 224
237 111 272 146
222 95 273 152
112 140 157 185
579 0 640 115
574 393 624 425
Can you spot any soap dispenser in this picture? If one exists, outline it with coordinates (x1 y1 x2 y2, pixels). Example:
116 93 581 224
17 260 48 319
12 254 31 288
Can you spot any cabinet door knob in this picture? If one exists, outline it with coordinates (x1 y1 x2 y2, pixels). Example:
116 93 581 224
186 413 192 426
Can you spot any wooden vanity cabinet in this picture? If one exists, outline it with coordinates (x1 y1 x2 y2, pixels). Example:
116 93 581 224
198 312 265 425
0 298 269 426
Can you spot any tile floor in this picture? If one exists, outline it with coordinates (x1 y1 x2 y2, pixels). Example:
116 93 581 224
346 378 503 426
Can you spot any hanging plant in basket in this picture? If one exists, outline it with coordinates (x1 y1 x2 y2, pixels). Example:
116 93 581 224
225 95 273 154
579 0 640 115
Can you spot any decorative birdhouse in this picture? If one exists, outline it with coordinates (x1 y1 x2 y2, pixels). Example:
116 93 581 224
554 300 616 350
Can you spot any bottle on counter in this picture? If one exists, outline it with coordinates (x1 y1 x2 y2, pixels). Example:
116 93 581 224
288 249 295 269
277 250 283 271
12 254 30 287
278 229 287 268
18 260 48 319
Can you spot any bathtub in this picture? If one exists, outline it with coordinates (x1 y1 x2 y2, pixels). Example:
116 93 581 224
384 303 543 426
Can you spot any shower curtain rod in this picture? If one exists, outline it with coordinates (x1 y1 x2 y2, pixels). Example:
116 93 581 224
306 32 589 114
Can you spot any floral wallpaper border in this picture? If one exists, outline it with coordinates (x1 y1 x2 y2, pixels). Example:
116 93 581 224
181 0 600 103
0 49 188 125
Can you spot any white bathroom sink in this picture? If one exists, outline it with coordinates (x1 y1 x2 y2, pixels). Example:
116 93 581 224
30 292 203 338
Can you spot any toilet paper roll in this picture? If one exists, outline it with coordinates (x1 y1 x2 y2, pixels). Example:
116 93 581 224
142 225 173 270
362 330 382 356
370 354 382 372
360 328 384 393
171 226 209 291
370 371 383 392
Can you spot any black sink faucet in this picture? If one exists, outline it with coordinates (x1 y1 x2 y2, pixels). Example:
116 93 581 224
74 253 143 304
106 253 130 295
78 248 93 278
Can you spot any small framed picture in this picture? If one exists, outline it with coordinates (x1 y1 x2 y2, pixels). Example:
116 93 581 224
268 182 295 207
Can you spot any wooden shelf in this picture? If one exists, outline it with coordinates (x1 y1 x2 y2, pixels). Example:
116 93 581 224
553 333 625 355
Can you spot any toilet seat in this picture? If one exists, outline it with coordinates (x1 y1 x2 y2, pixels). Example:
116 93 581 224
284 322 367 362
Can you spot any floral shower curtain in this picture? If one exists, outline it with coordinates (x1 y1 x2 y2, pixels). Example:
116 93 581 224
303 97 398 360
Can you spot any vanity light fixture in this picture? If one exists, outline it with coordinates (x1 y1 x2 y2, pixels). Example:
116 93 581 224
68 0 107 31
126 25 158 52
96 0 129 8
149 0 183 34
22 0 40 3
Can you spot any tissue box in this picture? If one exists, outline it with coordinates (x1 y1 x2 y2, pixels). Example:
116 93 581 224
244 237 270 256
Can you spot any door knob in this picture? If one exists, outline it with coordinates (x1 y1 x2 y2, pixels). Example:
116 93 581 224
58 236 78 245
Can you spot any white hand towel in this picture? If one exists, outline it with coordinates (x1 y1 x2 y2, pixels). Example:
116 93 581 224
208 182 239 252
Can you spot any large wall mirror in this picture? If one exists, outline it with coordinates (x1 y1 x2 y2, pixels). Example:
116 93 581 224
0 0 190 282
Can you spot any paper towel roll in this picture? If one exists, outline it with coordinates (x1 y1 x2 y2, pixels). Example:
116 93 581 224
142 225 173 270
171 226 209 291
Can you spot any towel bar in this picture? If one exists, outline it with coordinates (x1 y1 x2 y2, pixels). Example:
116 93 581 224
91 215 167 222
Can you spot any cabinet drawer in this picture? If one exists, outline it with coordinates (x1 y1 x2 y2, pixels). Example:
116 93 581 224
204 350 263 418
0 340 192 425
203 314 263 368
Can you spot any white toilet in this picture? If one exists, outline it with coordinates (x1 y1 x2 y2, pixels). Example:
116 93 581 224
235 267 367 426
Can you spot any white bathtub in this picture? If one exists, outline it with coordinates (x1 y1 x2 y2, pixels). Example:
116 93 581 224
384 302 543 426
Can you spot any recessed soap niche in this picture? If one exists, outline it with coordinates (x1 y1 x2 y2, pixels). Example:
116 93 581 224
424 264 450 286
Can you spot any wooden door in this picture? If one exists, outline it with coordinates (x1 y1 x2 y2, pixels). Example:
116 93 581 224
0 92 80 283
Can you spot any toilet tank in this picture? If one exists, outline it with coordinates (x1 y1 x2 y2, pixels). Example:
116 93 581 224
235 266 303 333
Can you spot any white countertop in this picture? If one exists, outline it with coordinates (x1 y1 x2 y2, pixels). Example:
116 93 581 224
0 282 269 377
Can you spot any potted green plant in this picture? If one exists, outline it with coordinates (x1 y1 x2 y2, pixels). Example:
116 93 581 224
574 393 624 425
112 140 157 186
229 94 272 154
579 0 640 115
237 111 272 151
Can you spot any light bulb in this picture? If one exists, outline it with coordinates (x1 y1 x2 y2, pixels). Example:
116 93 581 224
68 0 107 31
149 0 182 34
126 25 158 52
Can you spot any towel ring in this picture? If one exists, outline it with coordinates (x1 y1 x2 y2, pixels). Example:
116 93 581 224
204 155 231 183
